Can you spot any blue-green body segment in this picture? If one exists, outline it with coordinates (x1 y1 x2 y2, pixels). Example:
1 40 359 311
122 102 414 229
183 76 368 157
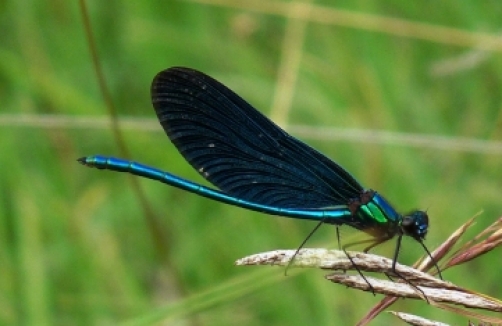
81 156 351 221
79 67 432 263
79 155 403 236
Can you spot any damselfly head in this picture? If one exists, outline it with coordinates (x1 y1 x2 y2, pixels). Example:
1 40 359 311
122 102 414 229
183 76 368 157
401 210 429 240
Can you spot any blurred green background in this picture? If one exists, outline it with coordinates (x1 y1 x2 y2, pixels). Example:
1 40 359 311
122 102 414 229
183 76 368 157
1 0 502 325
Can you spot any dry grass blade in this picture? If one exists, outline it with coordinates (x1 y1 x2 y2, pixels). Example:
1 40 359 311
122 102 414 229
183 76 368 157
444 216 502 269
389 311 449 326
356 297 398 326
361 214 502 325
237 247 502 326
327 274 501 311
235 249 501 312
236 249 453 288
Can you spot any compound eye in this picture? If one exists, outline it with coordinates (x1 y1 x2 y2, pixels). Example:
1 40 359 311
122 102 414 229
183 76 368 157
401 211 429 240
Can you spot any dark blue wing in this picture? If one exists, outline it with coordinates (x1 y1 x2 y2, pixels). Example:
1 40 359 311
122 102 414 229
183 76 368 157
151 67 363 209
